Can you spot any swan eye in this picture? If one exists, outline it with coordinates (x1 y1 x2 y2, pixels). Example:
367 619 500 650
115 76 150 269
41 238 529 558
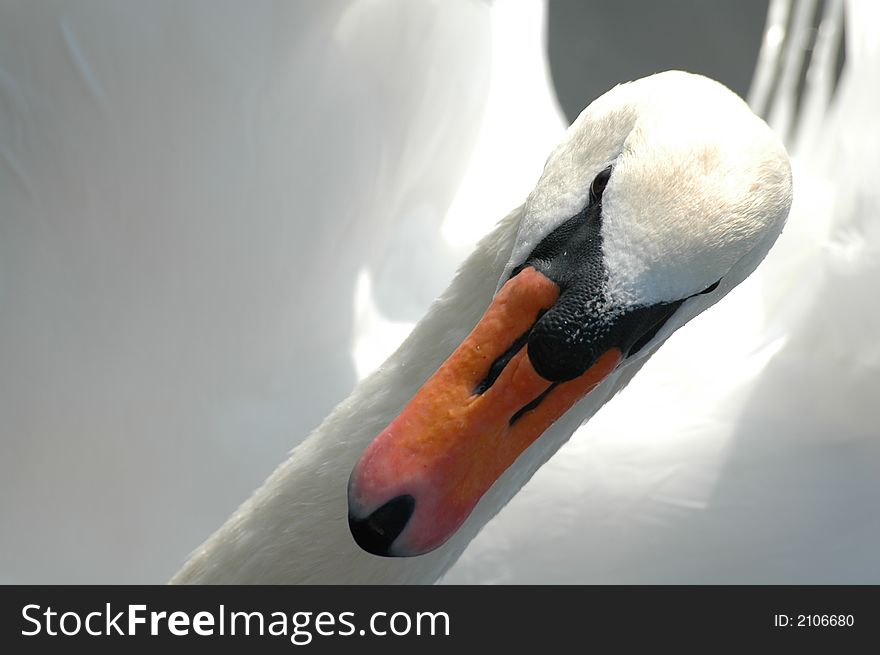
589 166 612 204
696 279 722 295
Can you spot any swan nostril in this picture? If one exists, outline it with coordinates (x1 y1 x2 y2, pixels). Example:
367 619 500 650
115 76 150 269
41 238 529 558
348 494 415 557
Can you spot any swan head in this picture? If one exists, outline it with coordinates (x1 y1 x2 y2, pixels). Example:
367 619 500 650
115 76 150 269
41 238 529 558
348 71 792 557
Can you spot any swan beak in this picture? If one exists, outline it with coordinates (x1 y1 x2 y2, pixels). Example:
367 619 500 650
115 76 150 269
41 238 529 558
348 266 621 557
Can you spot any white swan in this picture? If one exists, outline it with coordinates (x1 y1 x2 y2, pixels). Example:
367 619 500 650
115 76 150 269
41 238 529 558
172 70 792 583
448 0 880 584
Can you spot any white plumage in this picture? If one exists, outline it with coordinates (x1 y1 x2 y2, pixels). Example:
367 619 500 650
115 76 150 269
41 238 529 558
0 0 493 583
1 0 877 585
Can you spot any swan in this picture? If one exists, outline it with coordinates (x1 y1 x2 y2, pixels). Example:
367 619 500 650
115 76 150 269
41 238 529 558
171 70 792 583
448 0 880 584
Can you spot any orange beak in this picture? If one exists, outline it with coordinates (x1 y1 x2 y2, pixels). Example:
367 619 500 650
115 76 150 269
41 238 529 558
348 266 621 556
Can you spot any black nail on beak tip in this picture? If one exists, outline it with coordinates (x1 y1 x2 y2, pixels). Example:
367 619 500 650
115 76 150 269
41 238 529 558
348 494 416 557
